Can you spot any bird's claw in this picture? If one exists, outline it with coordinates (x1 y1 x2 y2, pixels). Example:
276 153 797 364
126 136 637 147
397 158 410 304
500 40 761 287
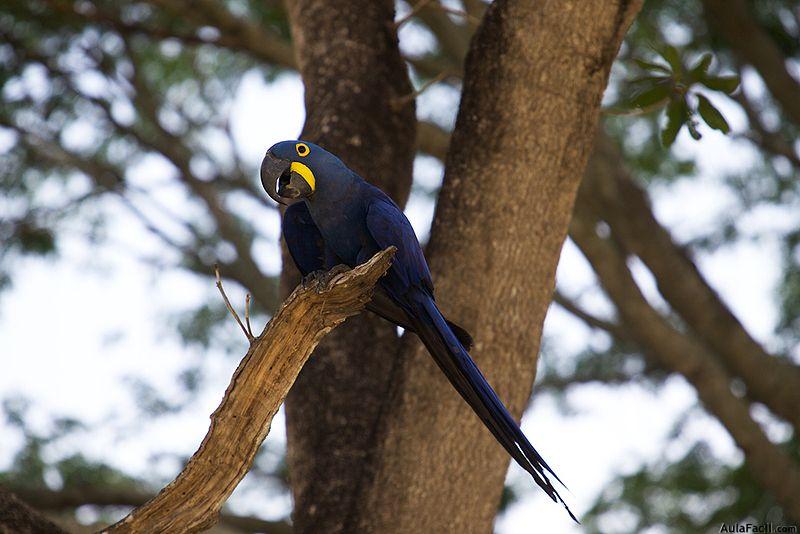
302 264 351 290
317 264 351 290
301 270 324 289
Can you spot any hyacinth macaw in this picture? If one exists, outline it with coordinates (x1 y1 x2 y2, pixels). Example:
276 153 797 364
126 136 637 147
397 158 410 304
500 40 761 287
260 140 575 521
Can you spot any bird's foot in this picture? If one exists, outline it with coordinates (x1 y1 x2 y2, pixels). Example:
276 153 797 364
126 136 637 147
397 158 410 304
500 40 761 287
316 264 351 290
301 270 325 289
301 264 351 290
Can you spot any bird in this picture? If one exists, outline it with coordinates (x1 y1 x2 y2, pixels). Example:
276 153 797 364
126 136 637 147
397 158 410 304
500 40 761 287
261 140 576 522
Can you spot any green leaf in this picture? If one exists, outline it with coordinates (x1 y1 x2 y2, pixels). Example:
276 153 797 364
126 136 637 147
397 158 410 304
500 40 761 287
696 93 731 133
687 119 703 140
628 76 672 86
688 53 713 80
662 98 688 147
700 75 740 94
630 80 672 109
16 223 56 255
634 58 672 74
657 45 683 73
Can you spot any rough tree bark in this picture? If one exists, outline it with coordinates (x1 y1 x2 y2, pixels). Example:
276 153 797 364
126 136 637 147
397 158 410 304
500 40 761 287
281 2 417 533
349 1 641 532
103 250 394 534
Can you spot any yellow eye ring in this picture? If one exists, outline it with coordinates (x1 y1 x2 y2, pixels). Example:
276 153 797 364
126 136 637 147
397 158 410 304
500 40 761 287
295 142 310 157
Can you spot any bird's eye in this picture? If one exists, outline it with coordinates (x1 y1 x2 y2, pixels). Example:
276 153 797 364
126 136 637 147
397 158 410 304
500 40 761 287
295 143 310 157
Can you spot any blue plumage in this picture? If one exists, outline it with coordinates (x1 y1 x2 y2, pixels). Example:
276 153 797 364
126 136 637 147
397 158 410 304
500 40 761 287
261 140 575 521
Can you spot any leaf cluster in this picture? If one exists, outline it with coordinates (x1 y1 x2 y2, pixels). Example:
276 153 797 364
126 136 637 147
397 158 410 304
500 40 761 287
613 46 739 147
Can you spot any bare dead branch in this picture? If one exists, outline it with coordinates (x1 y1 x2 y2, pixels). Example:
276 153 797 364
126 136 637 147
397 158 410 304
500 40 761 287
245 293 254 339
104 248 395 534
215 264 255 343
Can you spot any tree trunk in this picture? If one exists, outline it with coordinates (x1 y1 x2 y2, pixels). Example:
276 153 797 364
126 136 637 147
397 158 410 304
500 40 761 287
351 1 640 532
281 1 416 533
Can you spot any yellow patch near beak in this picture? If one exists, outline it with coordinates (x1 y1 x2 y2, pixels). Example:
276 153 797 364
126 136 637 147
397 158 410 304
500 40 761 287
291 161 315 191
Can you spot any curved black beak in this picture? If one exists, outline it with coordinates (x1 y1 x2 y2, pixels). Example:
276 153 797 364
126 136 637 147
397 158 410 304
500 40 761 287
260 151 314 205
260 151 291 205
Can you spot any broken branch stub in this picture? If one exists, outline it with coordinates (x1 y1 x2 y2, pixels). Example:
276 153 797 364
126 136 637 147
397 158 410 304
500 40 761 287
103 247 395 534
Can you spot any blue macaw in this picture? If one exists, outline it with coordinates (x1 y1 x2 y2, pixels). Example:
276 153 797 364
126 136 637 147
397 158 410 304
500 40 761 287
261 140 575 521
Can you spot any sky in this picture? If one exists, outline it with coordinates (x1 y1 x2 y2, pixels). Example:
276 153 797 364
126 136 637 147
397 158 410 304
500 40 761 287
0 38 793 534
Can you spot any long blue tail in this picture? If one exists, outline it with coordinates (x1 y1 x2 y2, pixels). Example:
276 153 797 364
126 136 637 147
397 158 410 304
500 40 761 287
404 290 577 522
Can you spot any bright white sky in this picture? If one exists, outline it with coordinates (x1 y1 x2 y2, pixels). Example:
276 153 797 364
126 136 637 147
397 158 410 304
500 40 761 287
0 47 794 534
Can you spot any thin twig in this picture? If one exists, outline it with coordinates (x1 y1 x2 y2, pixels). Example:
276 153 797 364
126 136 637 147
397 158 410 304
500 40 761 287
438 5 481 24
395 0 481 28
552 291 627 340
245 293 254 339
215 264 255 343
395 0 436 28
391 70 452 109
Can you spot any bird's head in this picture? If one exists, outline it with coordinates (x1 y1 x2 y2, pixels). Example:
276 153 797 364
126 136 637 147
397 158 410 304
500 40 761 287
260 140 345 205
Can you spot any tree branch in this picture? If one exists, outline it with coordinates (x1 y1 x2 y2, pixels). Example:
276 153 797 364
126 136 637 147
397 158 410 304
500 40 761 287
416 120 451 161
0 486 69 534
552 290 628 341
103 249 395 534
732 88 800 169
703 0 800 126
119 36 278 310
569 204 800 522
145 0 296 68
412 1 471 65
582 131 800 432
7 485 291 534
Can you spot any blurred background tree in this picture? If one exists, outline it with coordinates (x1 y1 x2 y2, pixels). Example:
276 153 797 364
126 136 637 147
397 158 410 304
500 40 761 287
1 0 799 532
